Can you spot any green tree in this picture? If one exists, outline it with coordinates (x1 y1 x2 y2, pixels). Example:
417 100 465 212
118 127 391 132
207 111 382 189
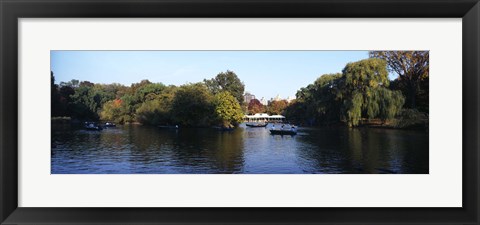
172 83 215 127
204 70 245 104
305 73 343 125
283 99 307 124
100 99 126 123
52 75 79 117
134 83 166 102
213 91 244 127
338 58 405 127
344 91 363 127
136 85 177 125
105 80 162 123
286 86 317 125
117 94 136 123
58 85 75 116
70 84 97 119
284 73 343 126
135 99 165 125
369 51 429 109
51 71 61 116
377 88 405 123
70 83 119 120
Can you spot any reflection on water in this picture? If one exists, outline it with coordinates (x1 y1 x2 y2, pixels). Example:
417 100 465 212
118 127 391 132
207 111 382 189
51 124 428 174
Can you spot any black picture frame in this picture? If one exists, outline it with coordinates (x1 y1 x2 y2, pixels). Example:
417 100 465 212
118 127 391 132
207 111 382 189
1 0 479 224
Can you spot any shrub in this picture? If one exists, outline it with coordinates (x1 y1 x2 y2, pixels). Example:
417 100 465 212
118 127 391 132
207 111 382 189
394 109 428 129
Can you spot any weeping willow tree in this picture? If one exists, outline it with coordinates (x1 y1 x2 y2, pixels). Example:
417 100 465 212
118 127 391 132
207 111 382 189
338 58 405 127
344 91 363 127
376 88 405 123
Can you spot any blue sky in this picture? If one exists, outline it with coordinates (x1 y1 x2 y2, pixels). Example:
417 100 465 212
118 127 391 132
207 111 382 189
51 51 373 100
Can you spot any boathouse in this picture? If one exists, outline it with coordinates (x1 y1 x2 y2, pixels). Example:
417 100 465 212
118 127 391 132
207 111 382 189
243 113 286 123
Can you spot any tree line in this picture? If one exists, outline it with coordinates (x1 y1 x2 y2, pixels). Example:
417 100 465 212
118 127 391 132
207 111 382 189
52 70 246 128
284 51 429 128
52 51 428 128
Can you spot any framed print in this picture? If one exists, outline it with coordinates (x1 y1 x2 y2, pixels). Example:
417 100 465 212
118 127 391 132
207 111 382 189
1 0 479 224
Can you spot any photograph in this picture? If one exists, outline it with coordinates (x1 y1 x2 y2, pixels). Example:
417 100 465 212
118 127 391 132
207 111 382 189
2 0 476 223
51 50 429 174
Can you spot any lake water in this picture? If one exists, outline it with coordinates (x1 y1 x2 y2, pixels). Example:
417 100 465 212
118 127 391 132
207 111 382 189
51 124 429 174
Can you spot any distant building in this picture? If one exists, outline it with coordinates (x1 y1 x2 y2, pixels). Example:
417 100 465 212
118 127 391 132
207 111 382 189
286 96 296 103
273 94 281 101
259 97 268 106
268 94 286 105
244 92 255 104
